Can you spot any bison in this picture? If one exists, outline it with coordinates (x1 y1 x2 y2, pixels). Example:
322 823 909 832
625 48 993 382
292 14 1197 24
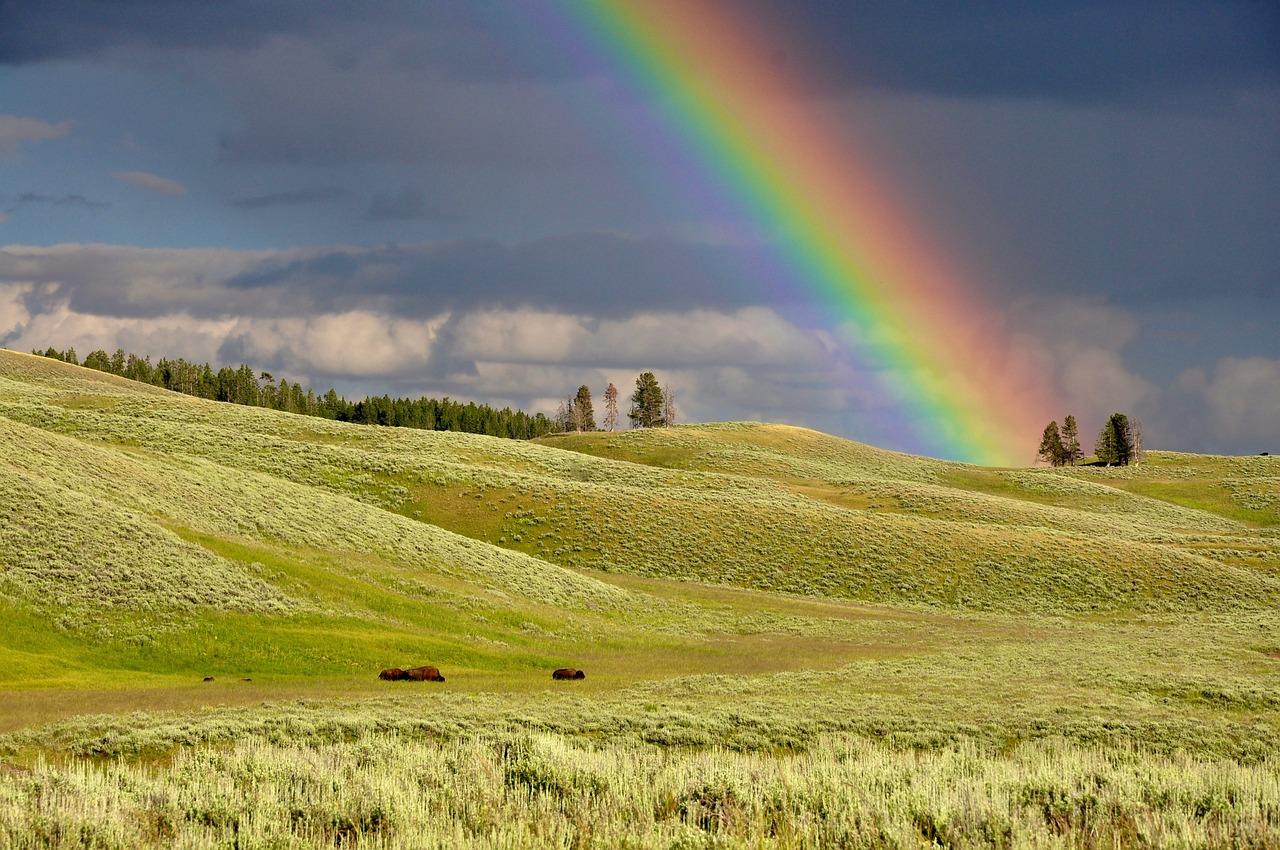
378 668 409 681
404 665 446 682
551 668 585 680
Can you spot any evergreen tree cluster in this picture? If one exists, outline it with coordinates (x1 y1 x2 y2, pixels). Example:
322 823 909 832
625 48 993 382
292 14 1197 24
1037 414 1081 467
1094 412 1143 466
1038 411 1143 466
553 372 678 432
34 346 553 440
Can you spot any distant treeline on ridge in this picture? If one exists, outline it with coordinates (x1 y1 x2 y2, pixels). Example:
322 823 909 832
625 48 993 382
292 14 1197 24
32 346 554 440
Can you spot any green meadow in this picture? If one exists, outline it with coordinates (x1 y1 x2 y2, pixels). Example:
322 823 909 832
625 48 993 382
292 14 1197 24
1 348 1278 848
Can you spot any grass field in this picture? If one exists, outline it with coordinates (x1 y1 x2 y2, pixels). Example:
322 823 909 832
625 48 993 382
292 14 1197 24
1 349 1278 847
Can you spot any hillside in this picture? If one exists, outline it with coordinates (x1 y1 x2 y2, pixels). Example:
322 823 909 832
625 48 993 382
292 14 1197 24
1 349 1278 675
2 349 1280 846
3 350 1276 626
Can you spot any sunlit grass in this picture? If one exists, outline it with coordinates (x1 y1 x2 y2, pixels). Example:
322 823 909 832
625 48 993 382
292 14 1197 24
6 733 1280 849
3 349 1280 847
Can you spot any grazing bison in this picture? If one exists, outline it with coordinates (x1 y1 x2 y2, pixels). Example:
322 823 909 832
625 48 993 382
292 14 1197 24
378 668 409 681
404 665 445 682
202 676 214 682
552 668 585 680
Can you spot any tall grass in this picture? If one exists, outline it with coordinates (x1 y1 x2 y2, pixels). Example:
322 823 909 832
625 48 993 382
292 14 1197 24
3 733 1278 849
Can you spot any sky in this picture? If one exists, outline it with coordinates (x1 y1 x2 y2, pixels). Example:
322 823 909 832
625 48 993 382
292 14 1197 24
1 0 1276 459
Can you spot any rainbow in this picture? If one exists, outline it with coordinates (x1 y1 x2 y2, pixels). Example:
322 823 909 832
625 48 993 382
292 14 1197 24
553 1 1055 465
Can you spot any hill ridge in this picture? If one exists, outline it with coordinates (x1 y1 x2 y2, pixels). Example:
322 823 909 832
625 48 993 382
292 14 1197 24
3 348 1277 630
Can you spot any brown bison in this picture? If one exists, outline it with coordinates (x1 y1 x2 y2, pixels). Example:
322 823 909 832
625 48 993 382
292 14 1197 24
551 668 585 680
404 665 446 682
378 668 409 681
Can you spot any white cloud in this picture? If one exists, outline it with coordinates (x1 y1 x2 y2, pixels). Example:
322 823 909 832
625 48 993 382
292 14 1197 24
112 171 187 196
220 312 446 378
1 296 236 365
0 283 32 336
443 307 836 370
1009 295 1159 428
0 115 71 157
0 285 858 427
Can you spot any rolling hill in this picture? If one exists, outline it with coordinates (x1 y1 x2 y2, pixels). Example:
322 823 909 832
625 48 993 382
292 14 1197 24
1 348 1279 847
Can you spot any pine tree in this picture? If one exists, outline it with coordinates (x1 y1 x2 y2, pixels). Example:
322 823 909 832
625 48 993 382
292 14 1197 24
83 349 111 371
1038 420 1065 466
257 372 277 409
573 385 596 431
1061 415 1081 466
1095 422 1117 465
1109 413 1133 466
628 371 664 428
1094 413 1134 465
564 395 580 432
321 388 342 419
602 383 619 431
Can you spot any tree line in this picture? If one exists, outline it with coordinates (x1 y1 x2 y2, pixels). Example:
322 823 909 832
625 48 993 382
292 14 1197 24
33 346 555 440
554 371 677 432
1038 412 1143 466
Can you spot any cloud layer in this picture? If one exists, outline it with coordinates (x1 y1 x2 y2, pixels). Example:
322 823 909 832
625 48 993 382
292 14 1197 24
0 275 855 439
1 241 1273 455
0 236 779 320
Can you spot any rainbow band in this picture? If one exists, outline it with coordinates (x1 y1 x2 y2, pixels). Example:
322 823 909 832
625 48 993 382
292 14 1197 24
564 1 1051 465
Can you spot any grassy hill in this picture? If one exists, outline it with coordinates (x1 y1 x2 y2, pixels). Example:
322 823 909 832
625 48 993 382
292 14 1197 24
1 348 1279 847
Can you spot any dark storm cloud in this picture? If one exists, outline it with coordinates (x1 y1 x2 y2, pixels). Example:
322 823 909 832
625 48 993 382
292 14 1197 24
0 234 776 320
0 0 320 63
0 1 583 82
753 0 1280 102
225 234 776 316
3 1 1273 103
230 186 349 210
211 48 607 168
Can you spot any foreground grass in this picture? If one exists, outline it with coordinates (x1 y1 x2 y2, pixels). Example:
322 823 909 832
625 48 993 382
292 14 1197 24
4 733 1279 849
